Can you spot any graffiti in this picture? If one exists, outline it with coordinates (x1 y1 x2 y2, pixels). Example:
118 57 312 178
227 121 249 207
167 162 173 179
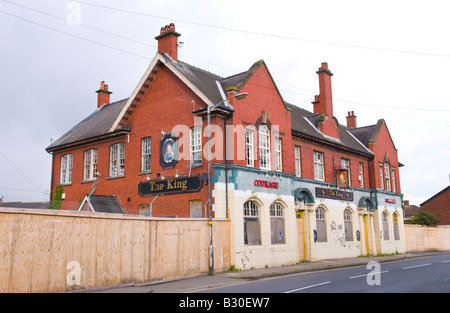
330 221 337 231
240 251 250 270
330 221 346 247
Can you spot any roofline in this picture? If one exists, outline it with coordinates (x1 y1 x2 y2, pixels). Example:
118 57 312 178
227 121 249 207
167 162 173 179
291 129 374 158
236 60 291 112
109 53 215 132
46 129 130 153
420 185 450 207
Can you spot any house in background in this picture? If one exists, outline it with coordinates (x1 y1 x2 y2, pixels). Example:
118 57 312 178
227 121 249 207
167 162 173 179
46 23 406 267
420 185 450 225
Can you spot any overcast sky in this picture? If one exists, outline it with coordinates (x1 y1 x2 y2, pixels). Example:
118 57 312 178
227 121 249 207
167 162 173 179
1 0 449 206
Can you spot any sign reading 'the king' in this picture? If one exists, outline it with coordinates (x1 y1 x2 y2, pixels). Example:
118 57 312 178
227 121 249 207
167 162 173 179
138 175 202 197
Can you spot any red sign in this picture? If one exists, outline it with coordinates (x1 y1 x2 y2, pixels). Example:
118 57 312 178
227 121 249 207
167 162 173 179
385 198 396 204
254 180 278 189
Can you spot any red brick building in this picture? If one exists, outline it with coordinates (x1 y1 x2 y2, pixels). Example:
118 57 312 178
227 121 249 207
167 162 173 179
46 23 405 265
420 185 450 225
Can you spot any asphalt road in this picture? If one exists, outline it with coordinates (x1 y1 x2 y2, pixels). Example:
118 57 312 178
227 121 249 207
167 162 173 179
198 253 450 293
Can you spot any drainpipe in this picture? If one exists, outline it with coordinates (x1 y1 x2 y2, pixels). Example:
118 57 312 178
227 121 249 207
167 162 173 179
150 195 159 217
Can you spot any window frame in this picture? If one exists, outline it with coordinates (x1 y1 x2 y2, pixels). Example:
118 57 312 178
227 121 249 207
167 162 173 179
275 137 282 172
294 146 301 177
314 151 325 181
60 154 73 184
358 162 364 188
141 137 151 173
190 125 202 166
243 200 261 246
384 162 391 192
258 124 271 170
344 209 353 242
270 202 285 244
245 129 254 167
110 143 125 177
382 211 390 240
315 207 327 242
83 148 98 181
393 213 400 240
341 158 351 186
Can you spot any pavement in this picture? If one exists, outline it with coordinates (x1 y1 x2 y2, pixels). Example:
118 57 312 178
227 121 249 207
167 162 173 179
84 251 448 293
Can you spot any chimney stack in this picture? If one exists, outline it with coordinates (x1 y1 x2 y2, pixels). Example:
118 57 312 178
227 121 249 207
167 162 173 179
346 111 357 128
96 81 112 108
155 23 181 61
312 62 339 139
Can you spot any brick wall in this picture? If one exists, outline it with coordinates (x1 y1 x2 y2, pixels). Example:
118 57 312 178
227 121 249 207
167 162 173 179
420 187 450 225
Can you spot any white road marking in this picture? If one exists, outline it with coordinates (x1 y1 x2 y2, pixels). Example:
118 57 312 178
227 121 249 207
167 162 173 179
402 263 431 270
284 281 331 293
349 271 389 279
441 260 450 263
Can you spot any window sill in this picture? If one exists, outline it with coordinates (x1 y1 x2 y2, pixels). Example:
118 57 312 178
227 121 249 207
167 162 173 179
81 179 96 184
107 175 125 180
188 162 203 169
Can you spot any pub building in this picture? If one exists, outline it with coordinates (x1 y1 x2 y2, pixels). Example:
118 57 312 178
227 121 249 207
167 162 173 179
46 23 406 267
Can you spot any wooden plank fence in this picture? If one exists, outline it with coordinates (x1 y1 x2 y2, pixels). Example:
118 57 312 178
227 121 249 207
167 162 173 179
0 208 230 293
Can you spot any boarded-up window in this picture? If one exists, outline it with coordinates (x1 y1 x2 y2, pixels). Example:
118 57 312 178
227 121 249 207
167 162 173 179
243 201 261 245
315 207 327 242
270 202 285 244
393 213 400 240
190 200 202 218
139 204 150 216
382 212 390 240
344 209 353 241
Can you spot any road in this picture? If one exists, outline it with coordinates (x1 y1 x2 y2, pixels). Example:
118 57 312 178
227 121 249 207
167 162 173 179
198 253 450 293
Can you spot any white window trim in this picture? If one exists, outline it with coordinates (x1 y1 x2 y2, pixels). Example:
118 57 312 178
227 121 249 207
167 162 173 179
295 146 301 177
275 137 282 172
314 151 324 181
60 154 73 184
246 129 254 167
258 124 271 170
190 125 202 166
141 137 151 173
84 149 97 181
358 162 364 188
392 169 396 193
110 143 125 177
384 162 391 192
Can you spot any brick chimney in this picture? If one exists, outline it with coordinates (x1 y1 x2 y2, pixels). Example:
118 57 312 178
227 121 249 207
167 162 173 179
346 111 357 128
155 23 181 61
96 81 112 108
312 62 339 139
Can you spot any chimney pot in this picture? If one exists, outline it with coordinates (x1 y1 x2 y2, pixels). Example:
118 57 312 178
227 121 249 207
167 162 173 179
155 23 181 61
96 81 112 108
346 110 357 128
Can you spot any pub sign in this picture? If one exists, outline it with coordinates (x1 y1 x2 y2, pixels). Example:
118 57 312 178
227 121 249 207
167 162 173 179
139 175 202 196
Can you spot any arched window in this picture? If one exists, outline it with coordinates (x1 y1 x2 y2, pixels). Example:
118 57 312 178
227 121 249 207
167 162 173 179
344 209 353 241
243 201 261 245
315 207 327 242
382 211 390 240
270 202 285 244
393 213 400 240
